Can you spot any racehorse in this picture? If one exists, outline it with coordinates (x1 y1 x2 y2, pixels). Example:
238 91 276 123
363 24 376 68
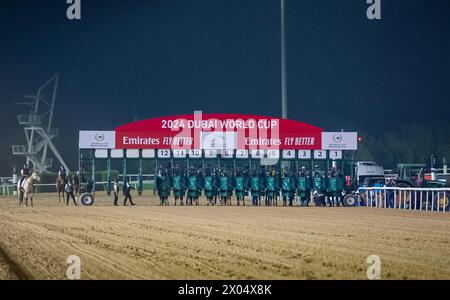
17 171 40 207
56 174 67 204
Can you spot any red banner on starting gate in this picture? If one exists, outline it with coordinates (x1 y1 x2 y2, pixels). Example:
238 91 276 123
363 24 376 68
115 113 322 150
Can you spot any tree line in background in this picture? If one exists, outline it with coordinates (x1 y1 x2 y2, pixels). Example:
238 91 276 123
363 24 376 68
356 123 450 169
1 123 449 176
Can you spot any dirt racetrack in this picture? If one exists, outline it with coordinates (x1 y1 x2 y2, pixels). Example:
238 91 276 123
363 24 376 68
0 192 449 280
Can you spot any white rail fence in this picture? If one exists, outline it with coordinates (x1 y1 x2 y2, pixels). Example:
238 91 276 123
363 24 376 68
359 187 450 212
2 181 449 213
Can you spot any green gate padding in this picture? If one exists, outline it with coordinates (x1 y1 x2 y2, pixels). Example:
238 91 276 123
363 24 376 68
188 176 197 190
227 177 233 196
173 176 182 197
235 176 244 197
235 177 244 191
157 176 170 197
329 176 345 193
313 177 326 191
220 177 228 197
251 177 259 190
266 176 275 197
282 177 290 191
188 176 198 197
173 176 181 190
282 177 291 197
204 176 214 197
297 177 306 191
329 177 338 192
251 177 259 197
338 176 345 192
266 177 275 192
204 176 213 191
297 177 310 197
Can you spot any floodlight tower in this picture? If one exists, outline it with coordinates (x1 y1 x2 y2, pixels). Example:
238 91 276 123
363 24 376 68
281 0 288 119
12 74 70 172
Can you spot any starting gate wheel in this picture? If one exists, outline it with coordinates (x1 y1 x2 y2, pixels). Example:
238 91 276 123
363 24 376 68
343 194 357 207
80 193 95 206
433 193 449 211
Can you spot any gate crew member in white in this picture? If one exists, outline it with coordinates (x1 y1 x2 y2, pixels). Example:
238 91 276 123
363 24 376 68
65 180 78 206
123 179 136 206
113 178 120 206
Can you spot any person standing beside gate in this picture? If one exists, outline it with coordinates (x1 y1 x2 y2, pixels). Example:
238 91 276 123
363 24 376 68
65 179 78 206
113 178 120 206
386 178 396 208
123 179 136 206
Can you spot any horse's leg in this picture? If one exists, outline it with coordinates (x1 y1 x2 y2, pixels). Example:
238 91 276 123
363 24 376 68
30 193 33 207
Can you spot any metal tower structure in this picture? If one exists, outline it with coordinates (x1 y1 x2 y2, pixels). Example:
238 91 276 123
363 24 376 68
12 74 70 172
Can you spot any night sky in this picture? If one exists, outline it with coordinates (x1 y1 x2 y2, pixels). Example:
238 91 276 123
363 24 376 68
0 0 449 169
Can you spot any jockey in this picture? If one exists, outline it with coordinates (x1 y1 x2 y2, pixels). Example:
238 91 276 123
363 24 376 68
58 165 67 182
19 164 30 191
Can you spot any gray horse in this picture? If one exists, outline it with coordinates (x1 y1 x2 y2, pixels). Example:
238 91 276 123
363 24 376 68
17 171 40 207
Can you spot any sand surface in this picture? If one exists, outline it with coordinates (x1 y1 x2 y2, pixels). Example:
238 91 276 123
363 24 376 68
0 193 449 279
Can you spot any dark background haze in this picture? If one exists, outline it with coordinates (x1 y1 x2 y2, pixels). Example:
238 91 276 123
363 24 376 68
0 0 449 174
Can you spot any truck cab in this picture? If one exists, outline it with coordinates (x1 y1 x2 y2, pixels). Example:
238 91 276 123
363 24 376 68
397 163 448 188
353 161 385 188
